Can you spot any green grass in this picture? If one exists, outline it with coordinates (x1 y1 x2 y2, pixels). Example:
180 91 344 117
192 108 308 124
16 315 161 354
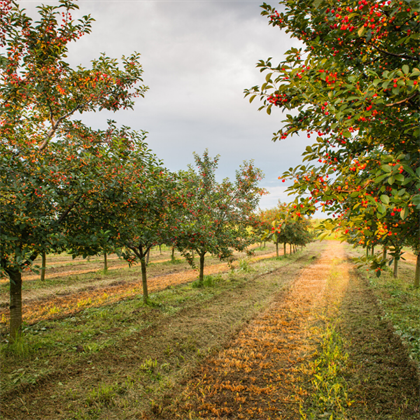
347 244 420 364
0 245 317 391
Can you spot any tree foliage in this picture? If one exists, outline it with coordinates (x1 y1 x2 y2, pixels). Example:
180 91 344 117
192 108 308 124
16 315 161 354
246 0 419 283
0 0 149 338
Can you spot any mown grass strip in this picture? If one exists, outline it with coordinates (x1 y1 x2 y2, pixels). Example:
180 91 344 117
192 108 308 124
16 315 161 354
0 248 313 401
299 262 353 420
346 245 420 365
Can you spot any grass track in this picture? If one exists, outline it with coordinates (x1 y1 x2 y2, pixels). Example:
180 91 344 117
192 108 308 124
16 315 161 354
0 244 319 420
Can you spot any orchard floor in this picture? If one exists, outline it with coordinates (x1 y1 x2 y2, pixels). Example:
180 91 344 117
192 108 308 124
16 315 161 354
1 241 419 420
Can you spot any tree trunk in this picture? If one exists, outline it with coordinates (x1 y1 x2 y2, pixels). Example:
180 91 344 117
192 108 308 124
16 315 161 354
171 246 175 262
146 249 150 265
9 270 23 341
104 252 108 272
393 257 399 278
366 246 369 258
289 244 292 255
199 253 205 286
371 246 375 256
414 252 420 289
382 246 387 261
275 242 279 257
284 243 286 256
140 258 149 304
159 245 162 254
40 252 46 281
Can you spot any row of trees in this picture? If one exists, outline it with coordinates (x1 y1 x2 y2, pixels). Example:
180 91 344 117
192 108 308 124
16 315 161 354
257 202 314 256
246 0 419 285
0 1 265 340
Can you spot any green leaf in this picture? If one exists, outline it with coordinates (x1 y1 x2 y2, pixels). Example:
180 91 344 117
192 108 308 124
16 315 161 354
413 195 420 206
374 174 388 183
396 36 408 46
380 195 389 205
380 164 392 173
402 64 410 75
388 176 395 185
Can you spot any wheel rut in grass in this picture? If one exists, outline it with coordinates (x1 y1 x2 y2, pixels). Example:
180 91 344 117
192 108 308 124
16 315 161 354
337 250 419 419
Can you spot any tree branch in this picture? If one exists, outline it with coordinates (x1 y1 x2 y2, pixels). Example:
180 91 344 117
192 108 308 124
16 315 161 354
386 92 418 107
371 44 417 60
38 104 82 152
56 195 82 225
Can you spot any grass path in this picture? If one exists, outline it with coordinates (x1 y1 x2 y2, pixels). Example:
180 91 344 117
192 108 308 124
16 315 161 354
168 241 419 419
1 241 418 420
169 239 340 419
0 244 318 420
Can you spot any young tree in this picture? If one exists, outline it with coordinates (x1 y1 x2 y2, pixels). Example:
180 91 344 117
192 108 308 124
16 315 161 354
0 0 148 339
172 151 265 286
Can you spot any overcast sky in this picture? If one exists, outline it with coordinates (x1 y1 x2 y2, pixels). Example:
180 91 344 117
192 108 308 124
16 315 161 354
20 0 316 210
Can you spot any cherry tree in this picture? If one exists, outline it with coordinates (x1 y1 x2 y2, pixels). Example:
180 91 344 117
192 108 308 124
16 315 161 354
172 151 265 286
1 0 148 338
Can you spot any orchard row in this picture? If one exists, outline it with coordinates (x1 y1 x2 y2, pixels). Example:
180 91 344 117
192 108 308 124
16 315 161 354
0 1 313 341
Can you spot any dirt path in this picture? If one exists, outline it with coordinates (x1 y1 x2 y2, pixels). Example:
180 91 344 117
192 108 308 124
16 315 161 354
2 242 417 420
167 241 419 419
168 239 338 419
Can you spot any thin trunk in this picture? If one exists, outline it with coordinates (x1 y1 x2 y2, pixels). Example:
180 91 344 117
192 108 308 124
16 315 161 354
371 246 375 256
141 258 148 304
393 257 399 278
9 270 23 341
104 252 108 271
159 245 162 254
171 247 175 261
382 246 387 261
146 249 150 265
284 243 286 256
366 247 369 258
199 253 205 286
414 252 420 289
289 244 292 255
40 252 46 281
264 241 266 248
275 242 279 257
